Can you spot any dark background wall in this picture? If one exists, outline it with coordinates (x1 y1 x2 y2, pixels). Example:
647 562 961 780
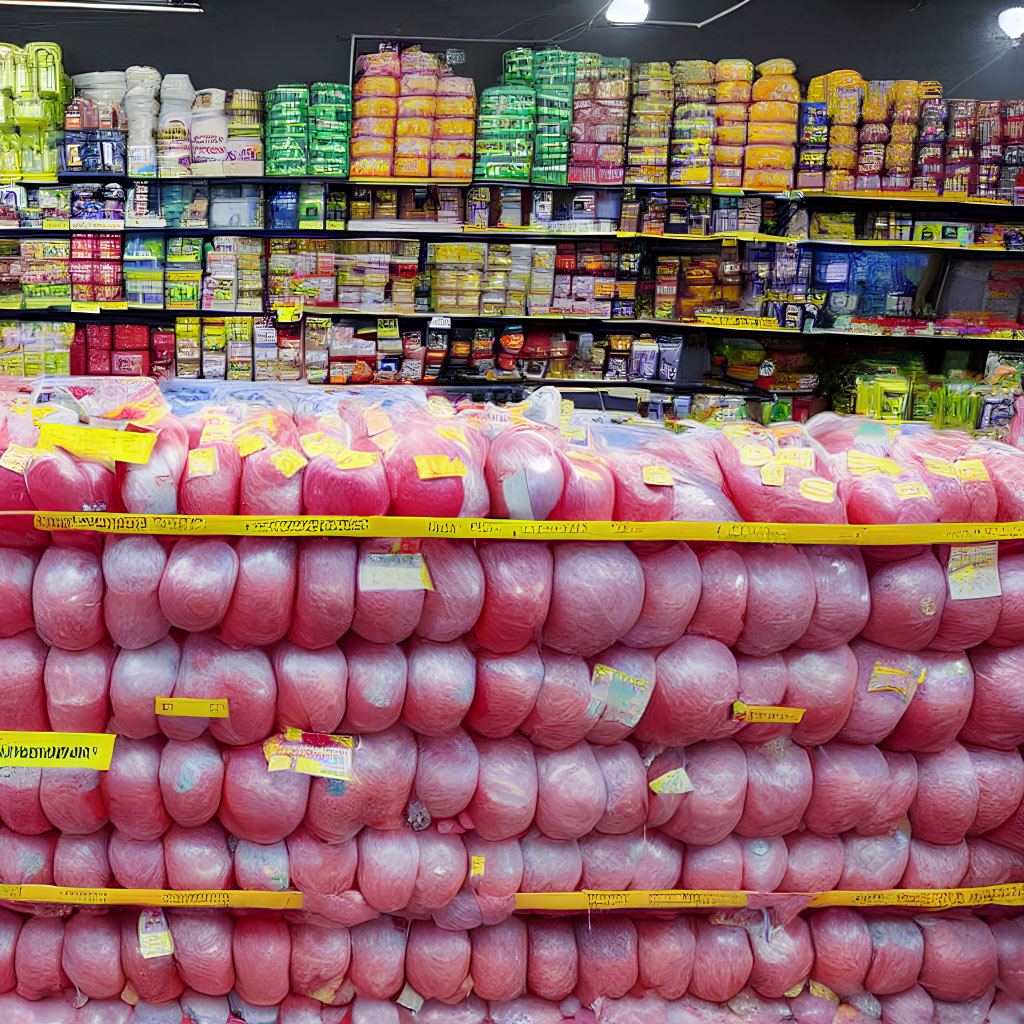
4 0 1024 99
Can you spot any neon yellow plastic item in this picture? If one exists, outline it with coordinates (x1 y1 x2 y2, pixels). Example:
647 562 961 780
27 43 61 98
0 45 17 97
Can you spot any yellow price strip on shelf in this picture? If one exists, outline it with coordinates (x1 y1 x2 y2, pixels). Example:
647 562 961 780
38 424 158 465
732 701 806 724
515 890 749 911
808 883 1024 909
155 697 229 718
0 884 302 909
70 302 101 314
0 731 115 769
694 314 781 329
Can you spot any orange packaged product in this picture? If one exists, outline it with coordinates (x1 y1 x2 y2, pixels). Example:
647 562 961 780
713 164 743 187
861 80 894 122
396 137 430 156
885 142 914 173
431 158 473 178
750 101 799 123
436 96 476 117
400 72 439 96
430 138 474 159
829 125 858 147
394 156 430 177
351 155 395 177
715 58 754 82
354 75 400 99
742 168 794 189
752 76 800 103
437 76 475 97
715 102 749 122
433 117 475 137
398 95 437 117
716 80 752 103
354 97 398 118
353 116 397 138
745 144 795 169
747 121 797 144
715 122 747 145
826 146 858 171
674 60 716 83
350 137 396 157
756 58 796 76
396 117 433 137
713 144 745 166
890 122 918 144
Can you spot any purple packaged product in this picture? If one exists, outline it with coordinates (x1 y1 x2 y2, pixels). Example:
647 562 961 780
628 340 658 379
799 103 828 147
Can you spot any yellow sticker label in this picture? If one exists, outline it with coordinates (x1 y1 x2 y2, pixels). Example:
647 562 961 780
0 730 115 769
270 448 308 479
642 465 673 486
358 551 433 592
414 454 467 479
648 766 694 794
137 909 173 959
760 461 785 486
264 729 356 781
808 981 840 1003
732 700 806 724
847 450 903 475
895 481 932 500
956 459 990 482
798 477 837 504
783 983 805 999
0 443 38 474
155 697 229 718
186 448 217 479
235 432 266 457
199 415 234 443
947 542 1000 600
923 457 956 478
436 424 467 444
0 883 302 909
739 443 773 467
470 856 486 877
38 424 157 465
275 302 303 322
868 663 924 703
776 448 814 469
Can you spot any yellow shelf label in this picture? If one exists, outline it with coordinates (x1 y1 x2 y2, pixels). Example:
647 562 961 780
38 423 158 465
0 883 302 909
155 697 229 718
0 730 115 769
642 465 673 486
732 700 806 724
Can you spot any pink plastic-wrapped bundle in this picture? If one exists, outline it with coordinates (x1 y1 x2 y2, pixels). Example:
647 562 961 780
169 631 276 746
403 637 475 737
989 552 1024 648
43 641 113 733
168 910 234 996
861 749 918 836
471 918 528 1002
967 746 1024 835
357 826 419 913
289 922 350 1004
748 917 814 999
991 918 1024 998
0 907 21 992
634 637 739 745
0 548 36 637
0 631 47 732
109 635 181 740
619 543 700 649
273 641 347 734
864 918 924 996
549 449 615 522
689 919 753 1003
39 766 107 834
0 767 47 835
591 743 646 834
417 541 485 642
289 538 357 650
301 441 389 517
24 446 117 547
832 447 941 529
900 838 969 888
14 917 67 1001
736 737 813 837
351 539 425 645
803 742 889 836
54 829 110 887
527 919 578 1002
962 839 1024 887
534 743 606 842
158 734 223 828
735 546 816 657
108 830 165 888
340 637 406 734
219 537 297 648
796 546 871 648
740 835 788 891
101 736 170 841
158 538 238 632
485 425 564 520
839 640 920 745
631 829 683 890
219 742 310 844
234 838 289 890
519 649 596 751
809 909 872 998
580 830 644 890
406 827 466 916
459 833 521 925
118 417 187 514
635 918 694 1000
884 649 973 753
779 832 844 892
305 725 416 842
0 455 44 550
574 917 638 1007
909 742 980 844
61 912 123 999
661 740 746 846
930 555 1000 652
405 923 471 1003
383 424 474 519
974 443 1024 522
734 653 790 745
606 451 675 522
179 410 242 514
413 730 479 824
783 645 858 747
120 910 184 1003
918 917 997 1002
472 541 553 654
237 414 305 517
164 821 232 890
0 828 55 884
463 734 537 842
959 644 1024 750
233 916 291 1006
686 547 748 646
542 542 645 657
101 535 169 650
287 826 356 895
520 832 582 893
32 545 105 650
861 551 946 650
586 645 656 745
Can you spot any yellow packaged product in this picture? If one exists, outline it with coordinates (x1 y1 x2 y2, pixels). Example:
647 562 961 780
715 58 754 82
890 122 918 144
756 58 796 76
401 72 439 96
713 164 742 187
826 71 864 120
676 83 716 103
862 80 894 121
430 138 474 159
743 168 794 190
354 97 398 118
434 117 475 137
832 87 862 126
431 158 472 178
354 75 400 98
747 121 797 144
351 156 395 176
437 76 475 97
826 169 856 191
394 156 429 177
885 142 914 173
752 76 800 103
827 146 858 171
674 60 715 83
396 136 430 156
829 125 858 147
715 102 749 122
750 101 798 123
745 144 795 169
893 80 921 122
398 95 437 117
716 80 752 103
350 137 395 157
353 116 397 138
436 96 476 117
713 144 745 167
807 75 826 102
715 122 747 145
396 117 433 137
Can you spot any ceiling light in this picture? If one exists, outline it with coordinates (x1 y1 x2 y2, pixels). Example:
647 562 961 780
999 6 1024 43
606 0 649 23
0 0 201 11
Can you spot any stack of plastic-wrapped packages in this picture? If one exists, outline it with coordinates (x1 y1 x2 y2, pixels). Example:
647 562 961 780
2 379 1024 1022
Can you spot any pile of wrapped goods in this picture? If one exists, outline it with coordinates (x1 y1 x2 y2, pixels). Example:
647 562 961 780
4 379 1024 1022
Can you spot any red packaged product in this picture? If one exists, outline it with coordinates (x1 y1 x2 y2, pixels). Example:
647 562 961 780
87 346 112 375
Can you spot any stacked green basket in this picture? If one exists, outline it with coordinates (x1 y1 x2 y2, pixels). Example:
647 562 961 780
531 49 575 185
265 85 310 175
309 82 351 176
474 82 536 181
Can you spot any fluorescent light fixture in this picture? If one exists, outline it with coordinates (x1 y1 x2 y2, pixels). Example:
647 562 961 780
0 0 201 10
1000 6 1024 41
606 0 649 23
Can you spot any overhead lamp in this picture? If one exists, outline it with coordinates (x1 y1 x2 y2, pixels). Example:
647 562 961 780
606 0 649 23
999 6 1024 43
0 0 201 11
